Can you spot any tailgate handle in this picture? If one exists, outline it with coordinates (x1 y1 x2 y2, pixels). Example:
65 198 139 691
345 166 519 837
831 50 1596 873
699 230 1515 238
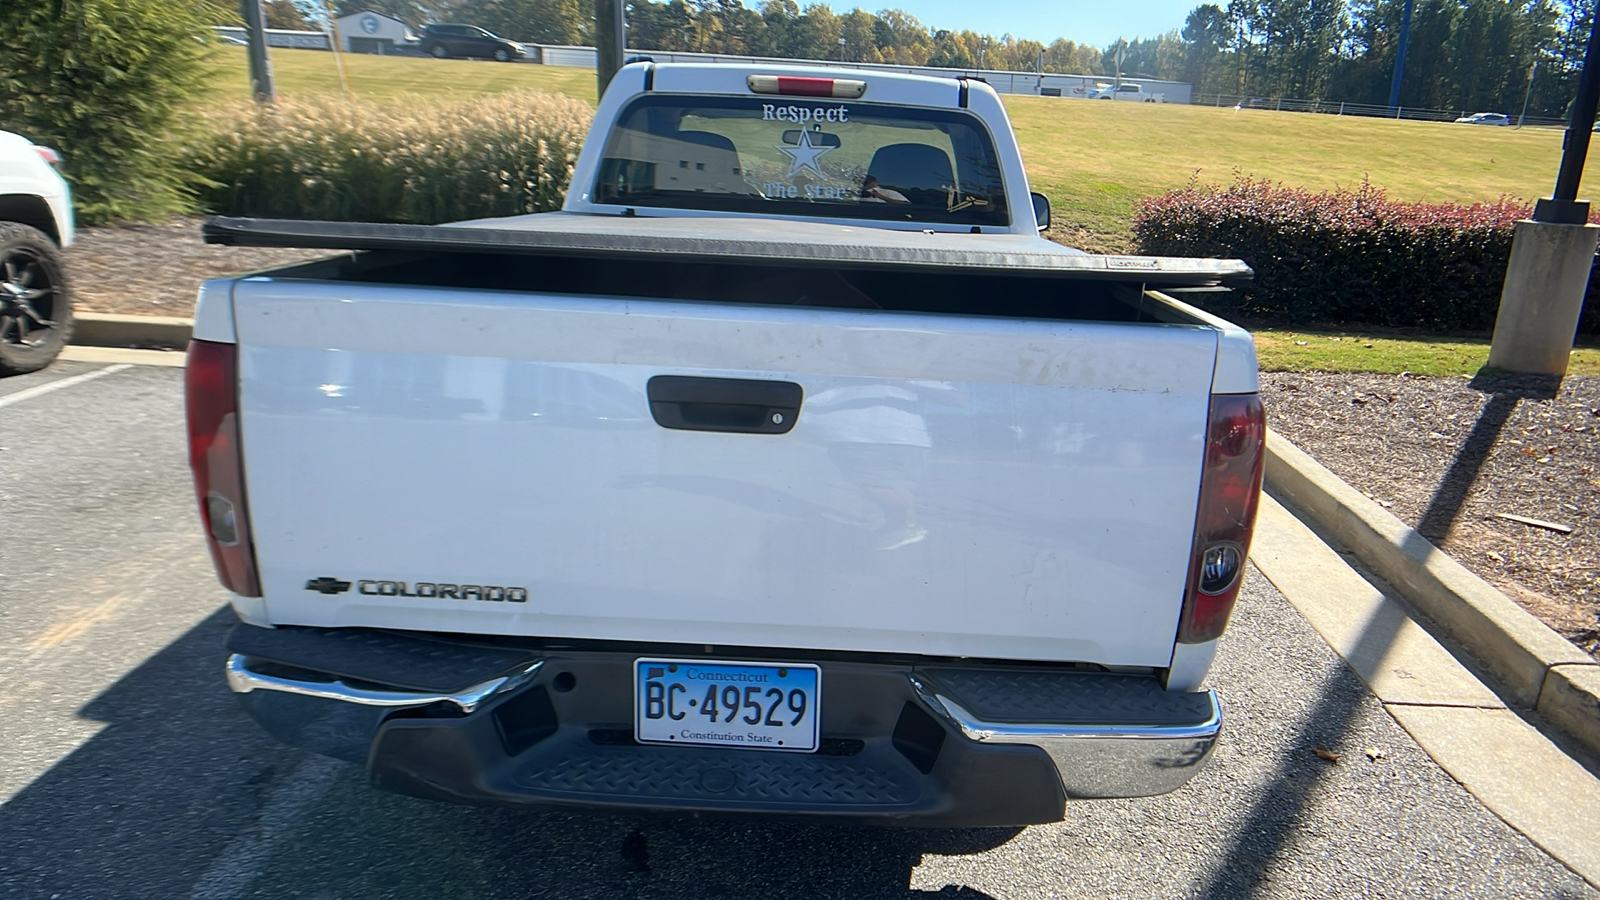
647 376 802 434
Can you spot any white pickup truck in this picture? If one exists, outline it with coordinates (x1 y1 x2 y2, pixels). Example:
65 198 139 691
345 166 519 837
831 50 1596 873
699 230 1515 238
1088 83 1166 103
192 62 1262 827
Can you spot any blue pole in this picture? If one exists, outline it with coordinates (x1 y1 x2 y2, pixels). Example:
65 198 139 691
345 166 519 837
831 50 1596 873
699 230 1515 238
1387 0 1415 111
1533 2 1600 222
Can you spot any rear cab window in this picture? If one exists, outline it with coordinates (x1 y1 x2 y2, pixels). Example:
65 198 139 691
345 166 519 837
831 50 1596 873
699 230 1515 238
593 95 1010 228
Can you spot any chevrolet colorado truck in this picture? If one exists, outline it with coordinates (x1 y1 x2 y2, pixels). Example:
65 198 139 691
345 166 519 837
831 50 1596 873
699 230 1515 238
191 62 1263 827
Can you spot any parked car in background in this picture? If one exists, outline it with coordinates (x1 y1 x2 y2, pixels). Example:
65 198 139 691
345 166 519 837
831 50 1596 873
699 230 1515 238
1454 112 1512 126
0 129 73 375
418 24 525 61
1087 83 1166 103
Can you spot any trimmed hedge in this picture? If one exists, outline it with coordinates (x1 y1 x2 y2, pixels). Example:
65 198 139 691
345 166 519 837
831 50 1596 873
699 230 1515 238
182 90 592 224
1133 177 1599 336
0 0 212 223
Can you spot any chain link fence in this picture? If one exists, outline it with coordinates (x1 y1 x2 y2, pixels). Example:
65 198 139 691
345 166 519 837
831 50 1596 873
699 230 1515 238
1191 93 1565 127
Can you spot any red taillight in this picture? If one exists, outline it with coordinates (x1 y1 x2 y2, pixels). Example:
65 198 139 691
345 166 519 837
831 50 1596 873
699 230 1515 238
746 74 868 99
185 340 261 597
1177 393 1265 644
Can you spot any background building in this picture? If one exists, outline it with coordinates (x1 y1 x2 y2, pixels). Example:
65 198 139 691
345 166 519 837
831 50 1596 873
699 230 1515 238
334 11 415 54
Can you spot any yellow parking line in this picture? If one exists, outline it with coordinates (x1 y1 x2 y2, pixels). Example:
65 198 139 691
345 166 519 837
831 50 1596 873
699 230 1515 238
26 594 129 658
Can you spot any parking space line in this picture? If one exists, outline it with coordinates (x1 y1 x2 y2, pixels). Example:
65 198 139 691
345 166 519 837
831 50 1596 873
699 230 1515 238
58 346 187 368
0 363 133 409
25 594 129 660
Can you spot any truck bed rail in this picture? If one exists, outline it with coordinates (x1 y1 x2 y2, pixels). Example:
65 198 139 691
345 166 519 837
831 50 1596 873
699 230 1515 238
201 216 1253 287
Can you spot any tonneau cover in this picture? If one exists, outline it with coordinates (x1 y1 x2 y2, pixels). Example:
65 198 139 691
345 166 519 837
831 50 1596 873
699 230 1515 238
202 214 1253 287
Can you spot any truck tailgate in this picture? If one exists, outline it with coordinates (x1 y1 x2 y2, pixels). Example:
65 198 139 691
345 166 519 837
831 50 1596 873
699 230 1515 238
233 279 1217 668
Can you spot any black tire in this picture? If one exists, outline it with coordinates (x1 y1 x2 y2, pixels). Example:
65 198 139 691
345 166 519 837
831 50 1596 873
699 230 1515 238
0 222 72 376
429 43 449 59
493 47 511 62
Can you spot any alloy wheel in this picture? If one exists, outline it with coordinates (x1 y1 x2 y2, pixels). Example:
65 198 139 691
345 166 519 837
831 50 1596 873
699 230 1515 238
0 248 58 348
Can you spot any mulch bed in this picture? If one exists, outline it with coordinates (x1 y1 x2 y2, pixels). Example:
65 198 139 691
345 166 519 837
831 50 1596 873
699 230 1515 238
1263 372 1599 655
56 219 1600 655
64 217 321 317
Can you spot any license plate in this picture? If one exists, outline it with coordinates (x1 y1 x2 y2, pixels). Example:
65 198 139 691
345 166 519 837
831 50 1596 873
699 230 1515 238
634 658 820 752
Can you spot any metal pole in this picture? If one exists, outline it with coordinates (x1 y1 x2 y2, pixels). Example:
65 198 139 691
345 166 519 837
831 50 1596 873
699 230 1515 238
594 0 626 98
1387 0 1415 112
1517 61 1538 128
323 0 351 100
613 0 626 68
1534 8 1600 223
240 0 276 103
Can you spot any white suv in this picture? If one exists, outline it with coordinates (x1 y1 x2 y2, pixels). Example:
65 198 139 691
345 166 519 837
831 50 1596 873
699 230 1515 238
0 129 74 375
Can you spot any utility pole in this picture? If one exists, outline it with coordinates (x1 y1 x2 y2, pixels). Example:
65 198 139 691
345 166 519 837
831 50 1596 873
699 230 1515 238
323 0 351 100
241 0 276 103
1517 61 1538 128
1387 0 1415 112
1487 8 1600 374
595 0 626 99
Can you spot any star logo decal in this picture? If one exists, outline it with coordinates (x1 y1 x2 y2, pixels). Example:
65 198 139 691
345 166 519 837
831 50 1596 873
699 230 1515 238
776 128 834 180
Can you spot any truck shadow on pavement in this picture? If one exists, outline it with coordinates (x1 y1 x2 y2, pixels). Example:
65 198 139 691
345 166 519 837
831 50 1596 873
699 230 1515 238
0 607 1007 899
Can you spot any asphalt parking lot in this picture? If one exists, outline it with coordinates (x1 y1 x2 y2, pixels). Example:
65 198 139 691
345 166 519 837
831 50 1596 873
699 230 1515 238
1 358 1595 899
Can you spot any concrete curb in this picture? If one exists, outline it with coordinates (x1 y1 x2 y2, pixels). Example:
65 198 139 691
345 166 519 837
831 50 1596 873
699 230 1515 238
73 313 193 350
1265 431 1600 757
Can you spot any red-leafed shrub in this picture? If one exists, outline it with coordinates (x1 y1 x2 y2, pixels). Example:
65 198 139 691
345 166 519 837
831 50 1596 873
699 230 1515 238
1133 177 1599 336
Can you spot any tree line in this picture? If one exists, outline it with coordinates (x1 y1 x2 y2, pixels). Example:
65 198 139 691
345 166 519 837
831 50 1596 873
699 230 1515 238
268 0 1590 117
1171 0 1579 116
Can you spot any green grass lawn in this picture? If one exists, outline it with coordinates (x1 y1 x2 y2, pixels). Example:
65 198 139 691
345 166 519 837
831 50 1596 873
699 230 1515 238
201 47 1568 252
200 46 600 105
1253 328 1600 376
1004 96 1566 250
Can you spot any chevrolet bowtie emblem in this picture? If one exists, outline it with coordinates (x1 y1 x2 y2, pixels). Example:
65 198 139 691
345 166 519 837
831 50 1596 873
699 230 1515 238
305 576 352 595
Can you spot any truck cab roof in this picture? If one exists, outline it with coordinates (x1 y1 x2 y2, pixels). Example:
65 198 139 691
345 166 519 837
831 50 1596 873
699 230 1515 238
563 61 1043 236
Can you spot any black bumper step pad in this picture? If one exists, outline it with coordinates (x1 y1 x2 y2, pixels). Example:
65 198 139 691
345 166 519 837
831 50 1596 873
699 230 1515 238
515 733 921 808
919 668 1215 727
227 623 537 694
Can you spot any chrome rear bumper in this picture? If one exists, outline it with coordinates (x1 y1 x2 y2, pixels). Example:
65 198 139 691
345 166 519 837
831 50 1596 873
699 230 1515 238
909 674 1220 799
224 626 1222 821
225 653 543 715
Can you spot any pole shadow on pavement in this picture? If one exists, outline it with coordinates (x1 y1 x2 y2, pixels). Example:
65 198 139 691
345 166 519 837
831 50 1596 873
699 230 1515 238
1194 596 1406 898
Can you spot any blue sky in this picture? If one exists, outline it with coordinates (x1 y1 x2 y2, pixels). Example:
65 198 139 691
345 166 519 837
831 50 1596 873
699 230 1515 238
873 0 1199 48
